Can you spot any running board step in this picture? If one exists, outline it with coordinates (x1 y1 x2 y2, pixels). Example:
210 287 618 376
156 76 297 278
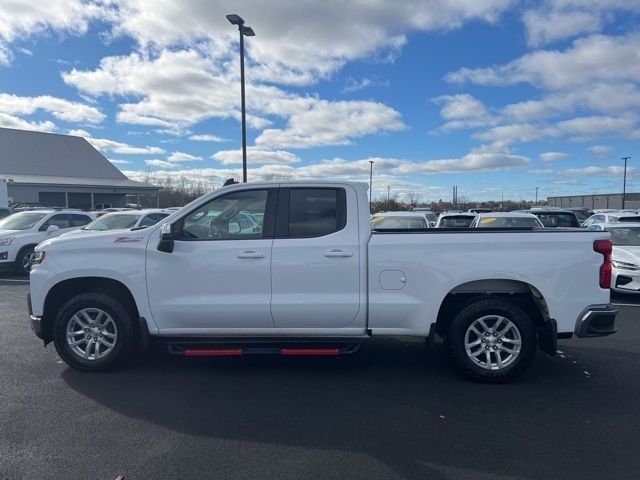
168 341 359 357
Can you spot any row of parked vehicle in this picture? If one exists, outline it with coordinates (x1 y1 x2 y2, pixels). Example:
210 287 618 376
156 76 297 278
370 206 640 295
0 208 174 274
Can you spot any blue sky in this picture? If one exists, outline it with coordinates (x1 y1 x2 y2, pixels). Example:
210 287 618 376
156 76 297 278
0 1 639 201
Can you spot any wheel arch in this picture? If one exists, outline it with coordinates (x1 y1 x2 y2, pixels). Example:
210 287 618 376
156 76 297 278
435 279 551 336
40 277 140 345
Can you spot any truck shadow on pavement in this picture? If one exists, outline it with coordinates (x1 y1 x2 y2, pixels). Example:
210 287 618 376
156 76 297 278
60 338 638 480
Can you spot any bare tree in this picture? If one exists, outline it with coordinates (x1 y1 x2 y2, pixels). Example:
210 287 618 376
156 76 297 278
406 192 422 208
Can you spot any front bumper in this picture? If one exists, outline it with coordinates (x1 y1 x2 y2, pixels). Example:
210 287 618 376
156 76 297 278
27 293 44 339
611 267 640 293
574 304 618 338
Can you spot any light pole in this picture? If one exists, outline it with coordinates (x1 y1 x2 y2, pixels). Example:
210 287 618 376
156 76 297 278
226 14 255 183
535 186 539 205
501 192 504 210
387 185 391 211
369 160 374 212
622 156 630 209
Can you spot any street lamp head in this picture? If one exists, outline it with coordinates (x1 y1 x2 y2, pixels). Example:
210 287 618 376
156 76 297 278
226 14 245 25
242 26 256 37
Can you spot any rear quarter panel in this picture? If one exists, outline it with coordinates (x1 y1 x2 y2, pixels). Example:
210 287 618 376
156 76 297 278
368 230 610 335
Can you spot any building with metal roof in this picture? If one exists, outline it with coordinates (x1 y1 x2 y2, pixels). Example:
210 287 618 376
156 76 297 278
547 192 640 210
0 127 159 209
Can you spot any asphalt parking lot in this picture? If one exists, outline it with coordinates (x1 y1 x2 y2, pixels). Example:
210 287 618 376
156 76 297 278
1 279 640 480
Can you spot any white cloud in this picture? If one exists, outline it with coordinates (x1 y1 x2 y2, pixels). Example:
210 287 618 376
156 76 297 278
189 134 229 142
587 145 614 157
0 0 112 65
0 93 105 124
522 0 640 47
145 159 179 169
212 148 300 165
111 0 512 86
68 129 166 155
430 94 494 133
0 112 55 131
444 33 640 90
342 77 390 94
256 99 405 148
553 115 638 141
63 49 406 149
108 159 131 165
167 151 202 162
540 152 569 162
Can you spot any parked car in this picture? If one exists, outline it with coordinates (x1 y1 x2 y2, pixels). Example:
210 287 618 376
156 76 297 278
522 208 581 228
0 210 96 274
470 212 544 228
0 206 13 219
371 211 431 230
588 222 640 294
582 212 640 228
29 181 617 382
94 203 113 210
60 209 173 237
412 208 438 227
468 208 493 214
435 213 476 228
566 208 594 224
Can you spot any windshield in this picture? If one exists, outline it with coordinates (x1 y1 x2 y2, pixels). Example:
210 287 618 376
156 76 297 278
609 227 640 246
476 216 541 228
439 216 475 228
83 213 140 231
571 210 591 222
531 212 579 227
372 216 428 230
0 212 47 230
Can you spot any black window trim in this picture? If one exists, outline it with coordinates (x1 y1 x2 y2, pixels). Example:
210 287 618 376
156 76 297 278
274 186 347 239
173 187 278 241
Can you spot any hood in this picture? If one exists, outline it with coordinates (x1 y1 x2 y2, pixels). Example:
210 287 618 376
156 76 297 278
0 229 27 237
613 245 640 265
37 227 155 252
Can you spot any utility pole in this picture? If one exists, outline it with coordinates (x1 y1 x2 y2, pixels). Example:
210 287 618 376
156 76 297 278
369 160 374 212
622 156 630 209
535 186 539 205
501 192 504 210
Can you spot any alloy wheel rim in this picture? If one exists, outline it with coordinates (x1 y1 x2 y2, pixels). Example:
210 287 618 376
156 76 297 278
464 315 521 370
22 251 35 271
66 308 118 361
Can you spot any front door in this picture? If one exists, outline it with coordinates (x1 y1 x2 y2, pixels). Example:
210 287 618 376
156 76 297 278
146 188 277 332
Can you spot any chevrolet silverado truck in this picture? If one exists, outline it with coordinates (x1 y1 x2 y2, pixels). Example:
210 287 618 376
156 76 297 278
28 181 617 382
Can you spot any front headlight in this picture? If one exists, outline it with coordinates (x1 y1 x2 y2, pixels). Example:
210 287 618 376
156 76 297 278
611 259 639 271
0 237 16 246
33 251 46 265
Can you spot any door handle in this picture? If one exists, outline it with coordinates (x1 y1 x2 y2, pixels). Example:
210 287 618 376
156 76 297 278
237 250 265 259
323 249 353 257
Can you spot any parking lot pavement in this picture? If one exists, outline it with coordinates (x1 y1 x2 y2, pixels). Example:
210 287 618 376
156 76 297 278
1 283 640 480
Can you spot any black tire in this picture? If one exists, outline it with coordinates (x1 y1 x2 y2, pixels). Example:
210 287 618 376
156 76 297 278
447 297 537 383
53 292 138 372
15 246 35 275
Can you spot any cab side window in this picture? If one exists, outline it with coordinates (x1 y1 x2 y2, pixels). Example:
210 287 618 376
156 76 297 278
276 188 346 238
40 214 70 230
176 189 271 240
71 214 92 227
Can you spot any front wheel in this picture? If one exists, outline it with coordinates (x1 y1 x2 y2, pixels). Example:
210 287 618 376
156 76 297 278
53 293 138 372
447 297 537 383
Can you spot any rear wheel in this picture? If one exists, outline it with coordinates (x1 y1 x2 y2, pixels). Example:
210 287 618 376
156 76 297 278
447 297 537 383
53 293 138 372
15 246 35 275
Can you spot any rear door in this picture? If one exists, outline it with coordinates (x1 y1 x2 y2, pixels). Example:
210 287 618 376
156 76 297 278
270 186 362 329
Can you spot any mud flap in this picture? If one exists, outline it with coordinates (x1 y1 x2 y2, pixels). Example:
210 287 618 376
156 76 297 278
537 318 557 356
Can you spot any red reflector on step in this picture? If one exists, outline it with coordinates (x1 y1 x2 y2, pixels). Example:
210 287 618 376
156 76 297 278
184 348 243 356
280 348 340 356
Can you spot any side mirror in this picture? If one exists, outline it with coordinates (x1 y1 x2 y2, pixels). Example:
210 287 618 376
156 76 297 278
157 223 174 253
46 225 59 234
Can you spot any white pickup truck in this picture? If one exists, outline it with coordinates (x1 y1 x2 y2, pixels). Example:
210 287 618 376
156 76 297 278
28 181 617 382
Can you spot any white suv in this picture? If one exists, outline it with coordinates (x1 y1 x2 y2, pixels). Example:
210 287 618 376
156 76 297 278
0 210 96 274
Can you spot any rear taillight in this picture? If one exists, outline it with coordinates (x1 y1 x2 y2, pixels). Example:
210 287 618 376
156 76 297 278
593 239 612 289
